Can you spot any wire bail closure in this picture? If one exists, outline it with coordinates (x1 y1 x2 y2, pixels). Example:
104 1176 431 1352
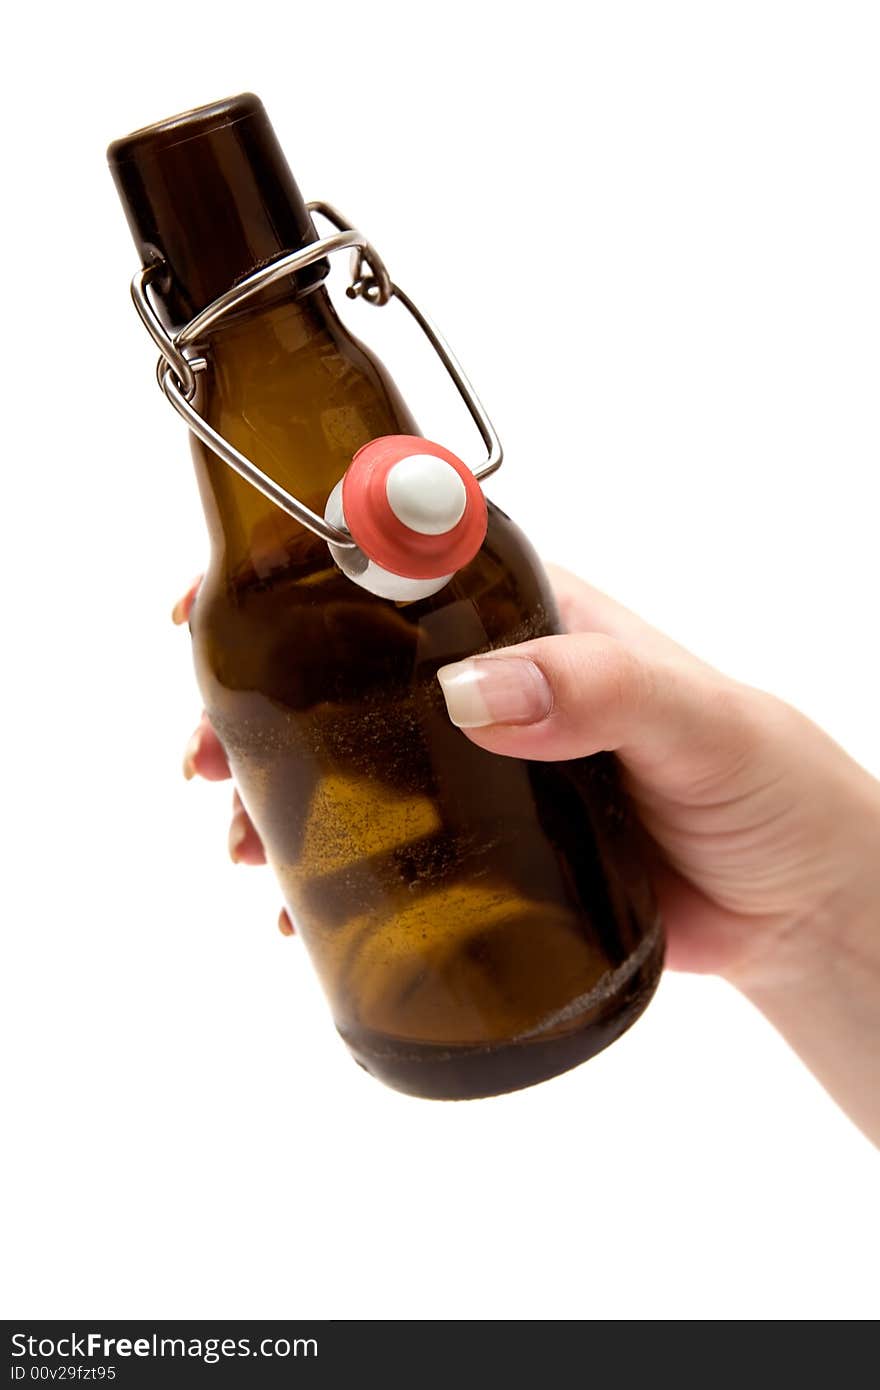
129 202 503 549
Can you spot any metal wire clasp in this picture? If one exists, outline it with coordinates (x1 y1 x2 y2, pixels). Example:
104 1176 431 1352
129 203 503 548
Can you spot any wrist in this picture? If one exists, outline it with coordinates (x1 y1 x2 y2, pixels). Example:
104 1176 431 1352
731 888 880 1146
722 774 880 1144
726 768 880 1005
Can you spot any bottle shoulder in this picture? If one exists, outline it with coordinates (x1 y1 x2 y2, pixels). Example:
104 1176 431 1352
199 290 415 422
191 500 558 705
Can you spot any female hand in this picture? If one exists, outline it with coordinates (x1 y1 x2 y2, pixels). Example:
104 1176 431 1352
175 575 293 936
175 564 880 1141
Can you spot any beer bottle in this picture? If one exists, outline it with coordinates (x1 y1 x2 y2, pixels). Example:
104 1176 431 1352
108 94 663 1099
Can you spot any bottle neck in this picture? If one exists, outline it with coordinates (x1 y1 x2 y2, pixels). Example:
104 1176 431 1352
191 284 419 581
108 94 327 330
109 95 417 581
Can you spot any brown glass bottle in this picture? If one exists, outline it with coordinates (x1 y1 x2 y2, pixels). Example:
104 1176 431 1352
109 95 663 1099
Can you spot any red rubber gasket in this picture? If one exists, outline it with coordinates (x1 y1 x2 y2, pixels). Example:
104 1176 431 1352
341 435 488 580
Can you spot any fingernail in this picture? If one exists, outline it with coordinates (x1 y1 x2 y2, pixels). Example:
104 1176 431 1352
182 729 201 780
171 575 201 626
437 656 552 729
278 908 295 937
229 814 248 864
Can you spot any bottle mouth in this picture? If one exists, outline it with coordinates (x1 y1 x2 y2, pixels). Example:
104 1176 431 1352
107 93 264 166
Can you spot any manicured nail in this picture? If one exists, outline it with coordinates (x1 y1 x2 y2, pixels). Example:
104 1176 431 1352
437 656 552 729
171 575 201 626
278 908 295 937
182 729 201 780
229 814 248 864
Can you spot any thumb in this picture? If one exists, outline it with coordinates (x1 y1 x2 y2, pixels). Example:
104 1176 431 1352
436 633 754 781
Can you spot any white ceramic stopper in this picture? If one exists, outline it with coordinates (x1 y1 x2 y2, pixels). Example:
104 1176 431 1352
385 454 468 535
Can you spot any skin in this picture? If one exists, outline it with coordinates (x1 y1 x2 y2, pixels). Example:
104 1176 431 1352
175 565 880 1144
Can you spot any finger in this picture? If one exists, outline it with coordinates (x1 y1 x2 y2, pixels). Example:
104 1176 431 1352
437 632 753 785
229 790 267 865
171 574 204 626
650 859 772 975
546 563 699 665
182 714 231 782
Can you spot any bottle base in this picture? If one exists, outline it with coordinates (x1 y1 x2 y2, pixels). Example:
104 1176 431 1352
338 921 664 1100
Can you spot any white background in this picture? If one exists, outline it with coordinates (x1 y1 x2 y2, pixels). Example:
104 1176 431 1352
2 0 878 1321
